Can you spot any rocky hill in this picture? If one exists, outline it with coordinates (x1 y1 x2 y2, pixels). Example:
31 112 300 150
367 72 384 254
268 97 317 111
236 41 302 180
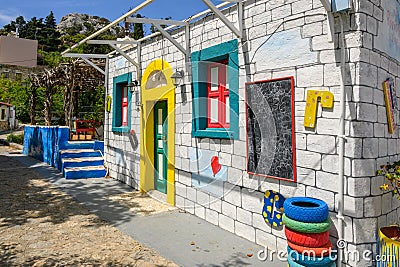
57 13 124 37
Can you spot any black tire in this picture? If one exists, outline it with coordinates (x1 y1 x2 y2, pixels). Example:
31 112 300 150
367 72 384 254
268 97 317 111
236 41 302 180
284 197 329 223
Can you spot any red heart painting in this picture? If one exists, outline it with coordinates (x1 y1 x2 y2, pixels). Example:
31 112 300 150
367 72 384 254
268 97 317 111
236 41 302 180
211 156 222 177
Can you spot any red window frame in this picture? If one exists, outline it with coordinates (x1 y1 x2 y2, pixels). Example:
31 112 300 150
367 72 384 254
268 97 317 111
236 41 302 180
207 59 230 128
121 85 128 126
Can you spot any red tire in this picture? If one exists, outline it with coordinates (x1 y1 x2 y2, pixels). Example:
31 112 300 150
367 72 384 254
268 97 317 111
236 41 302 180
287 240 332 257
285 227 330 247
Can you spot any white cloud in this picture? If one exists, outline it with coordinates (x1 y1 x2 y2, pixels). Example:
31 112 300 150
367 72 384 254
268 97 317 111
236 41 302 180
0 10 19 26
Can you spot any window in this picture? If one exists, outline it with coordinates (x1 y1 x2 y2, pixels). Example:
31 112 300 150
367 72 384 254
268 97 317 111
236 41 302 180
191 40 239 139
0 108 6 121
2 71 9 79
112 72 132 132
121 85 128 126
207 60 229 128
15 72 22 81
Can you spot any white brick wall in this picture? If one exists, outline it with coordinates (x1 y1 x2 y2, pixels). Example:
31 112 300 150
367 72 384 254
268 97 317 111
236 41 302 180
104 0 400 263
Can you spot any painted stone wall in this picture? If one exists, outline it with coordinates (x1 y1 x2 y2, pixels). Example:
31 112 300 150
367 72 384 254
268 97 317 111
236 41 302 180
23 126 70 169
105 0 400 266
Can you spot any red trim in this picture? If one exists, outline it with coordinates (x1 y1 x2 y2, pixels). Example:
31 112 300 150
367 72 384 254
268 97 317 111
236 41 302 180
245 76 297 183
207 60 230 129
121 86 128 126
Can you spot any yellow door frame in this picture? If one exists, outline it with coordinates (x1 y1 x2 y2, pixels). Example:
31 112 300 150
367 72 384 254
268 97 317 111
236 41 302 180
140 59 175 205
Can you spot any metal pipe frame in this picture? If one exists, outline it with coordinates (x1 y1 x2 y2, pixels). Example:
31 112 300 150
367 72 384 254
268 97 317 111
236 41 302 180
201 0 242 38
61 0 153 55
125 17 187 26
108 1 237 56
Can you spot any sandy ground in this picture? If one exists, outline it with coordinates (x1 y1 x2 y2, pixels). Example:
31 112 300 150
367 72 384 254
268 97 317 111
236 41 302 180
0 145 178 267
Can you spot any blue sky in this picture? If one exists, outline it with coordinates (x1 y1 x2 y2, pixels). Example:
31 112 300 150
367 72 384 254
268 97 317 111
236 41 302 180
0 0 221 28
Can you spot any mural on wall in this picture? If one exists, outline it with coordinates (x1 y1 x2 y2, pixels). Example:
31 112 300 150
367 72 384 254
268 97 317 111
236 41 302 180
383 78 397 134
375 0 400 62
262 190 285 228
246 77 296 182
189 148 228 197
304 90 334 128
250 28 318 70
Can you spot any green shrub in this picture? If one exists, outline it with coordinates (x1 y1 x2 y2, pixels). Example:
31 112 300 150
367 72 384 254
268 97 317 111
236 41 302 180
7 133 24 145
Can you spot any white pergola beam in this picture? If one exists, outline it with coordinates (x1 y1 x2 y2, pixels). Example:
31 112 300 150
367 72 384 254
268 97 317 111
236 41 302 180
319 0 335 43
81 57 105 75
63 53 109 59
109 43 140 68
87 40 139 45
202 0 242 38
125 17 187 26
61 0 153 55
154 24 188 56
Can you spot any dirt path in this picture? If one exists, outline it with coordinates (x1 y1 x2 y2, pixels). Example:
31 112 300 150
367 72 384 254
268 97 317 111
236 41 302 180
0 145 177 267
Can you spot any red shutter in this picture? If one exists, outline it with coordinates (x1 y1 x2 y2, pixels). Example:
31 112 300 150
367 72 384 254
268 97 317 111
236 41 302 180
207 59 230 128
122 86 128 126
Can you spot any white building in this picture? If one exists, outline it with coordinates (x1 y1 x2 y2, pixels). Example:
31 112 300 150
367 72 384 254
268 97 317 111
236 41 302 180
64 0 400 266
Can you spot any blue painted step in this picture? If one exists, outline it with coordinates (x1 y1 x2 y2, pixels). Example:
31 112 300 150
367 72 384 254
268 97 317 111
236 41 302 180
62 156 104 170
61 141 95 150
64 166 106 179
60 149 102 159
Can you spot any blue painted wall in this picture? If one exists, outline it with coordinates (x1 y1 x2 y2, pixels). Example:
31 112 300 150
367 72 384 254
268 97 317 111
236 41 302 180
23 126 70 169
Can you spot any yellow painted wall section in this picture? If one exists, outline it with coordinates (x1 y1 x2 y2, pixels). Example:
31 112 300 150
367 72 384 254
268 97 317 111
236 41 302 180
140 59 176 205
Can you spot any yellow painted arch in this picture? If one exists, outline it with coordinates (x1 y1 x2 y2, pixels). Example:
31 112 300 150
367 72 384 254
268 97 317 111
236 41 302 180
140 59 176 205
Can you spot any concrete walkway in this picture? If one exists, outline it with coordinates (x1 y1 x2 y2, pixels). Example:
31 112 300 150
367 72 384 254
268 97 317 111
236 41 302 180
9 152 287 267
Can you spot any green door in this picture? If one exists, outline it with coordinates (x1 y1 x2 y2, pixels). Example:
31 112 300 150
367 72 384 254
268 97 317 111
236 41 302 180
154 101 168 193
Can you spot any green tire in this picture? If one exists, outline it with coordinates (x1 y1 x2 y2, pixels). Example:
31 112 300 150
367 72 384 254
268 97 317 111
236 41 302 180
283 214 331 233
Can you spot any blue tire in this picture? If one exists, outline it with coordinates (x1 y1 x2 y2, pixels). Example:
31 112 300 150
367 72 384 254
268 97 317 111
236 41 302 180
287 246 336 266
288 255 336 267
284 197 329 223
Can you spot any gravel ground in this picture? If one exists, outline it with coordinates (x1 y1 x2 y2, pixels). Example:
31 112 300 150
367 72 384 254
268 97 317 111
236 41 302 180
0 145 178 267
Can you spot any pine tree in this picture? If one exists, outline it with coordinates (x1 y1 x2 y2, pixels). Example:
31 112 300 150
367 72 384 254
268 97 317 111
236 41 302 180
41 11 61 52
132 14 144 40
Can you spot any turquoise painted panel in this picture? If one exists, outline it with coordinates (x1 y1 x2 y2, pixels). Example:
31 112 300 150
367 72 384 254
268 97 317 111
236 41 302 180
112 72 132 132
191 40 239 139
23 126 69 169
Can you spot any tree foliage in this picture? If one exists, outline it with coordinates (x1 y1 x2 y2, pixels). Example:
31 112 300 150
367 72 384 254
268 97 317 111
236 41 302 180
0 12 115 126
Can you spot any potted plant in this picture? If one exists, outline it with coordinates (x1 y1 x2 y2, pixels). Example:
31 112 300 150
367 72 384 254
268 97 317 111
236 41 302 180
376 162 400 265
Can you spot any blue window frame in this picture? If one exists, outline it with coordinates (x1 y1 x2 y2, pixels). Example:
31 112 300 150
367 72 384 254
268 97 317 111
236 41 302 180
112 72 132 132
191 40 239 139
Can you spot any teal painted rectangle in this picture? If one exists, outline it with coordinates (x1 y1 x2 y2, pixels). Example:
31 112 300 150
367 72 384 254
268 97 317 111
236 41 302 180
191 40 239 140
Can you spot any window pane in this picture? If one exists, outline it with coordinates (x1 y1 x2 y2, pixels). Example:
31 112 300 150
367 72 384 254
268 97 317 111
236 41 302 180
122 87 128 104
225 97 230 124
210 98 219 123
158 139 163 149
158 109 163 133
210 67 219 92
122 106 128 126
158 154 164 180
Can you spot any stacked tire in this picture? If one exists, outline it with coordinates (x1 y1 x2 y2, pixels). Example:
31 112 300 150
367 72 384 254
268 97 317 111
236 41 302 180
283 197 336 267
